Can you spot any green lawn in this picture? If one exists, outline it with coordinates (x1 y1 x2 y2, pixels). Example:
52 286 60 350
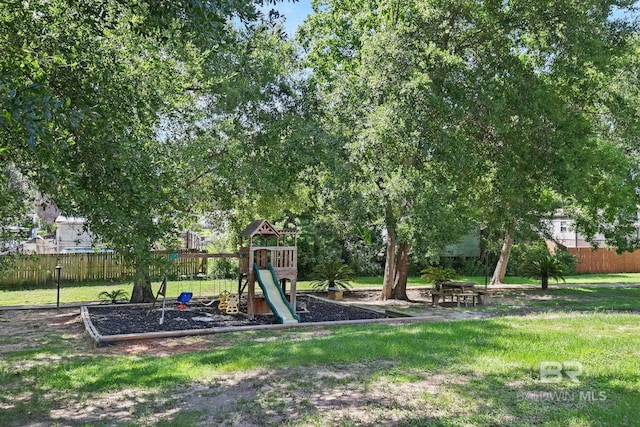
2 274 640 425
474 286 640 313
0 279 238 306
3 272 640 306
354 272 640 287
0 311 638 426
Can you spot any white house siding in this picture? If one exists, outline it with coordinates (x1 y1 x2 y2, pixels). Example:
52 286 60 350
546 212 640 249
55 216 95 253
546 216 598 248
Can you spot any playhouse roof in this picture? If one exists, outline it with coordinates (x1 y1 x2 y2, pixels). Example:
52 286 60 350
240 219 280 238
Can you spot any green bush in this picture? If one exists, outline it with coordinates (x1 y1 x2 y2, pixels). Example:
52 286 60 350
508 241 576 277
456 256 486 276
418 256 486 277
521 253 568 289
512 241 576 289
420 265 459 291
208 257 238 279
310 260 354 291
98 289 129 304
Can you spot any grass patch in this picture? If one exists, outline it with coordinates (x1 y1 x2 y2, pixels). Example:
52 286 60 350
0 282 132 306
472 287 640 314
1 312 640 425
461 272 640 286
2 272 640 307
532 287 640 310
0 279 238 306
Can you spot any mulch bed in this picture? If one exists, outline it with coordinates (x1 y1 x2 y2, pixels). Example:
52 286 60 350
87 295 388 336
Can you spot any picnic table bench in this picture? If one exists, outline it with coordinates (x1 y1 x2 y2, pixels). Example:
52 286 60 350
431 282 487 307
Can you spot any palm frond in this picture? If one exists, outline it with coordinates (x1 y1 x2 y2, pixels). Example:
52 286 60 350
310 261 354 290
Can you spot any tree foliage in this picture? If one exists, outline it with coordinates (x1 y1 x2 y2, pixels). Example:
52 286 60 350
300 0 640 295
300 0 485 300
1 0 310 300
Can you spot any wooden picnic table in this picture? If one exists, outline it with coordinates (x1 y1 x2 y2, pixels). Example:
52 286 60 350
431 282 487 307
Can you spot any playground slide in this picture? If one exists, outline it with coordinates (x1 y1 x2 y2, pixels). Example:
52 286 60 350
253 263 300 324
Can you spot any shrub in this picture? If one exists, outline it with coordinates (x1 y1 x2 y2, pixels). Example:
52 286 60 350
509 241 576 277
420 265 459 291
516 241 576 290
209 257 238 279
457 256 486 276
310 261 354 291
520 252 569 290
98 289 129 304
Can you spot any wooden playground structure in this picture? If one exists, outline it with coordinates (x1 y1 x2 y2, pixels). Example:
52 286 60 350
177 220 298 318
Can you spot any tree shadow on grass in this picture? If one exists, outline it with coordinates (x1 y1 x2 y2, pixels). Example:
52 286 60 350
2 313 639 426
388 369 640 427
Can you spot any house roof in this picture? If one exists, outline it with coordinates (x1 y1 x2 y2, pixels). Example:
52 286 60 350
239 220 280 238
55 216 86 225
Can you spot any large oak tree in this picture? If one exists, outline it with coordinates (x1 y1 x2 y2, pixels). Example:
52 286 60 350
1 0 304 301
300 0 639 297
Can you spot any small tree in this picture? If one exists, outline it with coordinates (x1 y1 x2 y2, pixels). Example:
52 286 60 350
521 253 569 290
310 261 354 291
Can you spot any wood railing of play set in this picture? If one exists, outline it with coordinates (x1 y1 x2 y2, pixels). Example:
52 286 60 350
240 246 297 277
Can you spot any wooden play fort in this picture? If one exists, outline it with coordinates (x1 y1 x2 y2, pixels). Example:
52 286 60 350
239 219 299 320
176 219 299 321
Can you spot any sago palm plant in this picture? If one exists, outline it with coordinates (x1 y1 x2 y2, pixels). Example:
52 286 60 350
420 265 459 291
310 261 354 291
98 289 129 304
521 253 567 290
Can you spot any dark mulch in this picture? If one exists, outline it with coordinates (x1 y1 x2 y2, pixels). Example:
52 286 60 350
87 295 388 336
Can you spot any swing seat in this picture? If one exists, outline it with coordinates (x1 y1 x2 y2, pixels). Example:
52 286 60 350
177 292 192 309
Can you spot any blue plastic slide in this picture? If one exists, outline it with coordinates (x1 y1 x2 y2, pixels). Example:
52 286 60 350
253 263 300 324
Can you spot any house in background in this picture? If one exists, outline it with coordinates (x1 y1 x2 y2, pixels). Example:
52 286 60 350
546 210 640 273
55 216 201 253
546 209 640 249
545 211 600 248
20 235 57 254
442 231 481 257
55 216 103 253
1 211 57 254
440 211 640 274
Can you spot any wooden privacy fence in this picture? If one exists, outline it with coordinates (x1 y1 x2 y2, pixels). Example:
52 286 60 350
0 251 208 287
568 248 640 274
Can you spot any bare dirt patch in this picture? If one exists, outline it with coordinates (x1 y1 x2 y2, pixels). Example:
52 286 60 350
0 308 86 354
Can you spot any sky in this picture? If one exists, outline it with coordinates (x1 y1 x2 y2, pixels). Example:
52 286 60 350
262 0 313 38
267 0 639 38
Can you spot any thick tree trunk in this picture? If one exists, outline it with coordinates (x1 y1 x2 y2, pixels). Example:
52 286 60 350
391 241 410 300
381 226 397 300
490 230 513 286
130 265 154 303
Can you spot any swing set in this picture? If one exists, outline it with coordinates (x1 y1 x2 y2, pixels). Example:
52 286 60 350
147 220 299 323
